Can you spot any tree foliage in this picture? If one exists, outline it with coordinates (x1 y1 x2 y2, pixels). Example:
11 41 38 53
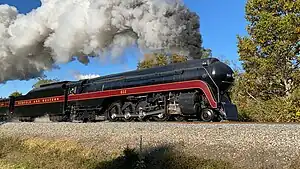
32 78 60 89
237 0 300 99
10 91 22 97
233 0 300 122
200 48 212 58
137 53 188 70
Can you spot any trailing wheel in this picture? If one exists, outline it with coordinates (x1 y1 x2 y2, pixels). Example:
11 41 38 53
200 108 215 122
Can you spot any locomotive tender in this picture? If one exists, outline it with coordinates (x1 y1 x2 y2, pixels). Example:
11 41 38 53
0 58 238 122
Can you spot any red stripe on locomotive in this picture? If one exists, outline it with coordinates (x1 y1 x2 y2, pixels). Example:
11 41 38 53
0 101 9 108
12 80 218 109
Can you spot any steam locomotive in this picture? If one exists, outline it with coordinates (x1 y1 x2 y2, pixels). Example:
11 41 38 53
0 58 238 122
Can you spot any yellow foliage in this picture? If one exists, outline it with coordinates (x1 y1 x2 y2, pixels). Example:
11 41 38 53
0 161 16 169
137 53 188 70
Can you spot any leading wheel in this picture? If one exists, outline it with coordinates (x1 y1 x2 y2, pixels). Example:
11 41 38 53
200 109 215 122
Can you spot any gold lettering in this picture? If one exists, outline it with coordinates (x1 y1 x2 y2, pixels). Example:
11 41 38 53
120 90 127 94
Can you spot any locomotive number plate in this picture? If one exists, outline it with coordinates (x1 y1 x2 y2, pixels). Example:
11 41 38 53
120 90 127 94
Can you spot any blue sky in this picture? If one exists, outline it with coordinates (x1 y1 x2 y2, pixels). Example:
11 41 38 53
0 0 248 97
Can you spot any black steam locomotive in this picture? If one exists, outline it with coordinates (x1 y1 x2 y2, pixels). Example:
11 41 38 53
0 58 238 122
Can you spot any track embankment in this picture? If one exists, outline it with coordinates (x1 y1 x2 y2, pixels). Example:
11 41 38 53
1 122 299 169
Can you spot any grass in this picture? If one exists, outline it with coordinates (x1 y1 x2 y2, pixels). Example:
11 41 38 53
0 136 235 169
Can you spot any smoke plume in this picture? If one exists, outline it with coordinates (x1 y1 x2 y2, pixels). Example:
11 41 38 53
0 0 202 83
73 73 100 80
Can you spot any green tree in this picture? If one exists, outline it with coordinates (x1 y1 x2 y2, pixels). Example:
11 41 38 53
201 48 212 58
10 91 22 97
237 0 300 100
32 78 60 89
137 53 188 70
137 42 213 69
233 0 300 122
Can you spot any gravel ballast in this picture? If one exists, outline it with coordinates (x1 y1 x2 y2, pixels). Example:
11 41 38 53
0 121 299 169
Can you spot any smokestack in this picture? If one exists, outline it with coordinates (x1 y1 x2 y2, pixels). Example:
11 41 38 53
0 0 202 83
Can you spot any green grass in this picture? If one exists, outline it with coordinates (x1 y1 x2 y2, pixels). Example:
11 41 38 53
0 136 235 169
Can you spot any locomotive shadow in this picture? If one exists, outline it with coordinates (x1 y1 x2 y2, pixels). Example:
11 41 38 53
94 145 170 169
94 144 233 169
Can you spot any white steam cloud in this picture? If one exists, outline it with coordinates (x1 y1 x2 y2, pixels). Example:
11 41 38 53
74 73 100 80
0 0 202 83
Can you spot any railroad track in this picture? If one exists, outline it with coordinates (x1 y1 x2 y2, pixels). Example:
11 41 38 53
1 118 299 125
170 121 300 125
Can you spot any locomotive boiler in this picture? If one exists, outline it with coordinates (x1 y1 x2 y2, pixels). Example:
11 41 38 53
0 58 238 122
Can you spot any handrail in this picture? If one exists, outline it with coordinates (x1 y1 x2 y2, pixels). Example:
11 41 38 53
202 67 220 103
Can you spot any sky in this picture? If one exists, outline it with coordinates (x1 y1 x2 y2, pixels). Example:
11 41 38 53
0 0 248 97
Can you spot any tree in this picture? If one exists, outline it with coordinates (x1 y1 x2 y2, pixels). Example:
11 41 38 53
137 53 188 70
10 91 22 97
233 0 300 122
237 0 300 100
137 40 213 69
201 48 212 58
32 78 60 89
